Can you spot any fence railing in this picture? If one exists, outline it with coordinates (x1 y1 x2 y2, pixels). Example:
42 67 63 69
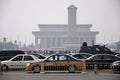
0 61 2 75
1 61 119 74
111 66 120 73
86 62 112 70
39 61 83 73
39 62 112 73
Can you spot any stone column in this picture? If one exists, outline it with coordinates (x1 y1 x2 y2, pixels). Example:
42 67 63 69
68 5 77 26
67 5 77 40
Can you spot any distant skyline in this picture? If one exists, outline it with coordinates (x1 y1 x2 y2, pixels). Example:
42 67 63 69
0 0 120 45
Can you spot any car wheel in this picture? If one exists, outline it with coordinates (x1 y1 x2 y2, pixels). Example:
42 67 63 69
33 66 40 73
68 65 76 73
2 65 8 71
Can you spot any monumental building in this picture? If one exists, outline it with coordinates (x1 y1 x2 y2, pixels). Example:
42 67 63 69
32 5 99 50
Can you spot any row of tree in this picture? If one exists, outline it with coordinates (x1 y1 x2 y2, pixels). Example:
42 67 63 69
0 41 34 50
0 37 120 52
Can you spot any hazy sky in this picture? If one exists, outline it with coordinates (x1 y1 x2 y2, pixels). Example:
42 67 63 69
0 0 120 45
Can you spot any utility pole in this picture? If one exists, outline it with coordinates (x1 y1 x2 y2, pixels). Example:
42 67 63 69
92 40 94 46
14 40 17 50
3 37 7 50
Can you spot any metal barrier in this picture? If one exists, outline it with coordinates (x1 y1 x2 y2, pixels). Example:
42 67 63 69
1 61 119 74
81 61 87 74
0 61 3 75
40 61 83 73
86 62 111 70
111 66 120 73
40 65 75 73
39 61 112 73
40 61 45 73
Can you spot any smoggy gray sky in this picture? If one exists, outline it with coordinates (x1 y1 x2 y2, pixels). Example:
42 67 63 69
0 0 120 45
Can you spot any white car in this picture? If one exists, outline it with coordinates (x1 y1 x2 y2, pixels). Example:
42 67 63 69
111 60 120 73
1 54 43 71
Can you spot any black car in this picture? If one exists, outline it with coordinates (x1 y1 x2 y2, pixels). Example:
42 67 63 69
0 50 26 61
80 45 118 55
86 54 120 62
111 61 120 73
85 54 120 69
27 51 46 59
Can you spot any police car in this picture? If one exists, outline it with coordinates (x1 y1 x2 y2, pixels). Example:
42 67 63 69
25 54 83 73
1 54 42 71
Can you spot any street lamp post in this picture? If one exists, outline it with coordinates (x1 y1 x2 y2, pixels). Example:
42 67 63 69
3 37 7 50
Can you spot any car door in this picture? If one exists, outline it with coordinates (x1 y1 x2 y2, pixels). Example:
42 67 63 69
45 55 58 70
8 55 23 69
101 55 116 69
86 55 103 63
102 55 113 62
55 55 68 70
103 55 120 62
22 55 35 68
45 55 68 71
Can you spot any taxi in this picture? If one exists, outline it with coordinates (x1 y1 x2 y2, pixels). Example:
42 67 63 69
25 54 83 73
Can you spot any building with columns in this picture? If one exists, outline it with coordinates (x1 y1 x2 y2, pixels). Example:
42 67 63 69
32 5 99 50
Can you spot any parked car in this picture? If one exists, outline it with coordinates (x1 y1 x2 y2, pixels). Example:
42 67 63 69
111 60 120 73
0 50 26 61
80 45 119 55
25 54 83 73
86 54 120 62
71 53 93 60
85 54 120 69
1 54 43 71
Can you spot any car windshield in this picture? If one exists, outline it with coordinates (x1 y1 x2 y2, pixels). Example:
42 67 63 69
92 55 102 60
95 48 100 52
24 56 34 61
73 54 92 59
12 56 23 61
31 53 45 59
103 47 110 52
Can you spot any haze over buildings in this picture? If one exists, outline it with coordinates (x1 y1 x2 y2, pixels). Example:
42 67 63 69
33 5 98 50
0 0 120 45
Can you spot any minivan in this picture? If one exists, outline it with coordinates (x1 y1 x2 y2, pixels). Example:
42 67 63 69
0 50 26 61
